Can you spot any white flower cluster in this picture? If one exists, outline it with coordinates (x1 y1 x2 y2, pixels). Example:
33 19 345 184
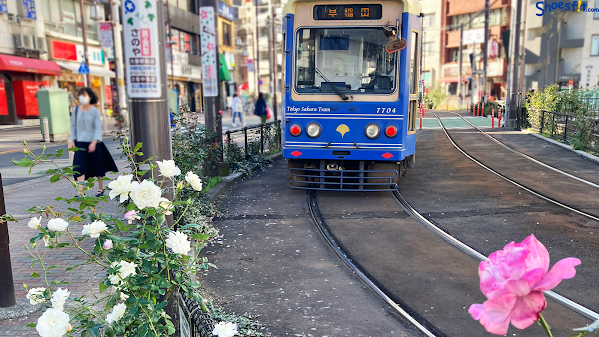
81 220 108 238
34 288 71 337
156 160 181 178
106 303 127 324
165 231 191 255
109 260 138 285
185 171 203 191
213 321 238 337
26 287 46 305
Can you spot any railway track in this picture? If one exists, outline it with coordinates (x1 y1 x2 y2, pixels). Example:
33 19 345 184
433 113 599 222
448 111 599 189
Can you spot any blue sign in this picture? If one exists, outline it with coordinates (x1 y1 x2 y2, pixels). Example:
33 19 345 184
0 0 7 14
78 61 90 74
22 0 36 19
217 1 234 21
258 79 263 86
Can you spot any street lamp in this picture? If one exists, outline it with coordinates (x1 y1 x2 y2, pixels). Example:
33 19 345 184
90 1 103 21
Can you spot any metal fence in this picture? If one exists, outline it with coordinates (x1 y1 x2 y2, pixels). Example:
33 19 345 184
535 110 599 153
224 120 281 160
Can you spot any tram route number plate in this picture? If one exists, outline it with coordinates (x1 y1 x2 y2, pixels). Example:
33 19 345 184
313 4 383 20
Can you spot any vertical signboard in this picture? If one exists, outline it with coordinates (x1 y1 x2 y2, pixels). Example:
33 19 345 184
122 0 162 98
200 7 218 97
21 0 36 19
0 79 8 116
99 22 115 60
0 0 7 13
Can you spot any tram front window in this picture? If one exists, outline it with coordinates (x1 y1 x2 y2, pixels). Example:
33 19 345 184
295 28 397 95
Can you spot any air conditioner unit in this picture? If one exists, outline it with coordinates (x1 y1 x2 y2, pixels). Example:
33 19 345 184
6 13 16 23
35 37 47 53
13 34 23 49
22 34 34 50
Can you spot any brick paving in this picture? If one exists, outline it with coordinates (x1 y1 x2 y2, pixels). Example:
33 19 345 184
0 161 128 336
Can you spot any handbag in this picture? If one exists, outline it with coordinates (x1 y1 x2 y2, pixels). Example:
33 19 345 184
266 106 272 119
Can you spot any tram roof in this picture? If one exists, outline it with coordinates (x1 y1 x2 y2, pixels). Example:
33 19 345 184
283 0 422 16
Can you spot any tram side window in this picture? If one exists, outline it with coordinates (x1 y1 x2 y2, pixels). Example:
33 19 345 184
408 100 416 132
295 28 397 94
409 31 419 94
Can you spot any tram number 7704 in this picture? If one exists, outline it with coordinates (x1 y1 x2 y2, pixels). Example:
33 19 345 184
376 108 397 114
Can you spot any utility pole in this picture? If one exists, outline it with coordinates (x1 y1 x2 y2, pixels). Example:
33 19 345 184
79 0 92 86
271 4 278 120
0 174 16 308
111 0 128 123
458 23 463 109
482 0 489 103
508 0 523 129
166 2 175 89
108 0 122 122
554 16 562 87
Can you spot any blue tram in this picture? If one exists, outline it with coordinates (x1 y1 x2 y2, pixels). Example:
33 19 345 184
281 0 423 191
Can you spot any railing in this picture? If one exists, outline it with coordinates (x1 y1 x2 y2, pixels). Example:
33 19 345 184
535 110 599 153
224 120 281 160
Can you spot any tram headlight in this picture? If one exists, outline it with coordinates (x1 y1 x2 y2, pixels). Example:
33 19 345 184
306 123 321 138
385 125 398 137
290 124 302 136
365 123 380 139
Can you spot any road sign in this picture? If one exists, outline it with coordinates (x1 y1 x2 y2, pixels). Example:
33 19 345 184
258 79 263 86
78 61 90 74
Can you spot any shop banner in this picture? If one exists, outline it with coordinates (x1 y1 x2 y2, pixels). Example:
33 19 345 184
99 22 115 60
200 6 218 97
122 0 162 98
22 0 36 19
0 79 8 116
52 40 105 65
217 1 234 21
0 0 7 13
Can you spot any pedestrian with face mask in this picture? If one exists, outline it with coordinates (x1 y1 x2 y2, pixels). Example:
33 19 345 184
69 87 118 197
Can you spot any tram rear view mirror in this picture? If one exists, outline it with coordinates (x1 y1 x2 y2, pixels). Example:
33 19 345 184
385 38 407 53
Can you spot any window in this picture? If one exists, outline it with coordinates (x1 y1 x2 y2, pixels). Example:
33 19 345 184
424 42 434 55
408 100 416 132
595 0 599 19
592 35 599 56
295 27 397 95
450 48 459 62
423 13 435 27
191 34 199 54
63 0 77 36
410 31 418 94
222 22 232 47
448 83 457 95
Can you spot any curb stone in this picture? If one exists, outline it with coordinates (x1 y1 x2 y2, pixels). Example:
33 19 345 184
0 299 41 320
525 131 599 165
206 152 283 203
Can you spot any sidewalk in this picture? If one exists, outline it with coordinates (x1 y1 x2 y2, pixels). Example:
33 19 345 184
0 161 127 336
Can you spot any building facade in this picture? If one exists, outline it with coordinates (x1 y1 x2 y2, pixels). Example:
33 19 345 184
421 0 442 92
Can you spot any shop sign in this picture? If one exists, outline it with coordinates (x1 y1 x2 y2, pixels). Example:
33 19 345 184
172 49 188 65
218 1 234 21
0 0 8 13
167 63 202 80
200 6 218 97
99 22 115 60
62 10 75 24
21 0 36 19
487 59 504 77
0 79 8 116
13 80 49 118
463 28 485 45
122 0 162 98
423 72 431 84
51 40 105 65
443 63 472 77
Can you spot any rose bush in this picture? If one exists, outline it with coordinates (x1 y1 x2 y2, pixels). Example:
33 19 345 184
2 138 217 337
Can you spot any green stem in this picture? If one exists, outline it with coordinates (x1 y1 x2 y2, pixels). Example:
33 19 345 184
538 313 553 337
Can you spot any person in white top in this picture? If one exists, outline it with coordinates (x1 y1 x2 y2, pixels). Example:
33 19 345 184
232 92 243 128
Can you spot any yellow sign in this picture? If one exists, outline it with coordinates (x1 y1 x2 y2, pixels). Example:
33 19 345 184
336 124 350 138
93 78 101 87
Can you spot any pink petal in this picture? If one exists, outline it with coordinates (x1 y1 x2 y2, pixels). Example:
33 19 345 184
532 257 581 291
522 235 550 273
510 291 546 329
469 303 484 320
479 294 518 335
521 268 546 288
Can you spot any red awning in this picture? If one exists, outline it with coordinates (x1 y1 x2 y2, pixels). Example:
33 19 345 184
438 77 469 83
0 54 62 76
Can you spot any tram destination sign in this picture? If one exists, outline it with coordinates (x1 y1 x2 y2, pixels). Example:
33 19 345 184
313 4 382 20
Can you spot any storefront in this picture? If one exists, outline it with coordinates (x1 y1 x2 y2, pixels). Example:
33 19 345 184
49 39 115 115
0 54 62 125
167 48 202 113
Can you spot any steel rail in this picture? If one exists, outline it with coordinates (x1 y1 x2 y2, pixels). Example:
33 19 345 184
307 191 438 337
391 190 599 322
433 114 599 222
450 111 599 189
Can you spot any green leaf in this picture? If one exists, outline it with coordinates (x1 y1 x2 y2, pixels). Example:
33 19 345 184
13 158 34 167
148 13 155 21
127 17 134 25
50 174 61 183
26 323 36 328
134 142 143 152
145 0 151 8
30 272 39 278
99 281 109 293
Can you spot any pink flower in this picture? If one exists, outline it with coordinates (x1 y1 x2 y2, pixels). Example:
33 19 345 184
124 210 141 224
103 239 113 250
469 235 580 335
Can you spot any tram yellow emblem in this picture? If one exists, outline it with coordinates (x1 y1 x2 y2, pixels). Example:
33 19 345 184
336 124 350 138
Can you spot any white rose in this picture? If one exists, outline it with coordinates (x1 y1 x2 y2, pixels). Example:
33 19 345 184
47 218 68 232
165 231 191 255
26 287 46 305
36 308 70 337
28 216 42 229
109 261 138 285
108 174 139 203
156 160 181 178
159 197 174 215
106 303 127 324
82 220 108 238
212 321 238 337
129 180 162 209
50 288 70 310
185 171 203 191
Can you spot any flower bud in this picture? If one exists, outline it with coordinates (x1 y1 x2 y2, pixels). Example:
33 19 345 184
66 323 73 331
176 181 184 190
103 239 113 250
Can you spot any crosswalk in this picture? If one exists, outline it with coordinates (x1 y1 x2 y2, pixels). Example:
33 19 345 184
419 116 503 129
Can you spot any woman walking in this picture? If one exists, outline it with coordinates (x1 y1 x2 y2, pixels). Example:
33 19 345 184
254 92 268 125
69 87 118 197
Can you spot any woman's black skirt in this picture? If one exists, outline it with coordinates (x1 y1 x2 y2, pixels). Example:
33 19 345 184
73 141 118 178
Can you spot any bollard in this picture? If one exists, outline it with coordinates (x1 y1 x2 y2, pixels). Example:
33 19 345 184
492 105 495 128
43 117 50 143
419 104 423 130
498 106 502 127
0 173 16 308
422 104 425 118
476 103 479 117
472 104 475 117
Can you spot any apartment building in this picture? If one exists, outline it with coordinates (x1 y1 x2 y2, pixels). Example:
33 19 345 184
422 0 443 91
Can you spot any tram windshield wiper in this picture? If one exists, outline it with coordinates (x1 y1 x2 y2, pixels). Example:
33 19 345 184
315 67 350 101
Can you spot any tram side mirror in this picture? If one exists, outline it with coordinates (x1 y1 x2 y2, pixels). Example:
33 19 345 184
385 38 407 54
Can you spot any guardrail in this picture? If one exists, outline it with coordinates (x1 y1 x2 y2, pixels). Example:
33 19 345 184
536 110 599 153
224 120 282 159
